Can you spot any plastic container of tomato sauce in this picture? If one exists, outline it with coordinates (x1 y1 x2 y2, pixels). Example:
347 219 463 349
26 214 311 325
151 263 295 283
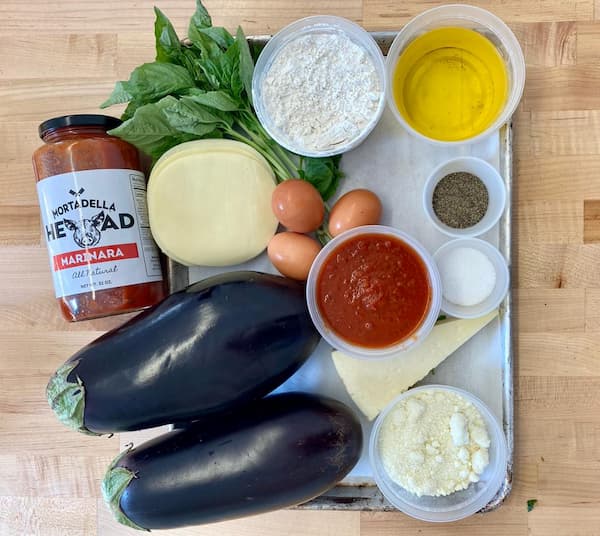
32 114 166 322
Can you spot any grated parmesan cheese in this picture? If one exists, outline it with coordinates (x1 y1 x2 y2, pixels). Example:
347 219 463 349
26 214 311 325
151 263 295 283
378 389 491 497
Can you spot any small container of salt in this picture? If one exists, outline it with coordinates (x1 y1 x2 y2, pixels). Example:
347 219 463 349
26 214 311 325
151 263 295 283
433 238 509 319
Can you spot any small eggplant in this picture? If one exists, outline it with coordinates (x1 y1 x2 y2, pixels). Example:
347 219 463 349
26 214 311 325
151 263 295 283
103 392 363 530
47 271 320 435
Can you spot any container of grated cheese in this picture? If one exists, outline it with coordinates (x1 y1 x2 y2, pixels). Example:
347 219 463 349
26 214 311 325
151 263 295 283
369 385 508 522
252 15 387 157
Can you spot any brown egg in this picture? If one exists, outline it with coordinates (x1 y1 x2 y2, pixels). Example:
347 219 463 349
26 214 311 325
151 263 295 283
328 189 382 237
268 232 322 281
271 179 324 233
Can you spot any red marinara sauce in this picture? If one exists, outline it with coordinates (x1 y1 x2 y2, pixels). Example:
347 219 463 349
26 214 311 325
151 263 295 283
32 115 166 322
316 233 432 348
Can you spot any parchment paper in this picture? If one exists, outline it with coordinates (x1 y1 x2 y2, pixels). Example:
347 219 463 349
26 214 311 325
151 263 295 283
185 107 505 483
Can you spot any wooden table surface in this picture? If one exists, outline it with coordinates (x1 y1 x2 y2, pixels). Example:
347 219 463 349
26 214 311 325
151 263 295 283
2 0 599 534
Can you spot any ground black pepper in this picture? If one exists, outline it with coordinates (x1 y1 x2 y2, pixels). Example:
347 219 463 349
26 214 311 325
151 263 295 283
432 172 489 229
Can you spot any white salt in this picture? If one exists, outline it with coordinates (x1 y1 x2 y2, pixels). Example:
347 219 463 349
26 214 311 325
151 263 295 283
438 247 496 306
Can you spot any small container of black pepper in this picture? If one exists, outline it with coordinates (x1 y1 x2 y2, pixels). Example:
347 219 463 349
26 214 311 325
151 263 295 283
422 156 507 238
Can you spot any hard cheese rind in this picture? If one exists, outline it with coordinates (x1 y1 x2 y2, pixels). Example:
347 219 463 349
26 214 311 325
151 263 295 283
148 139 278 267
332 311 498 420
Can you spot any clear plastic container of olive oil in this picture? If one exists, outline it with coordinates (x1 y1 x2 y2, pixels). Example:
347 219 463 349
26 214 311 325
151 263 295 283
385 4 525 145
393 27 508 142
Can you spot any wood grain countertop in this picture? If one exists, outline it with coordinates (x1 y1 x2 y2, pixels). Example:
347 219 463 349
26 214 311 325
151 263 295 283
2 1 599 534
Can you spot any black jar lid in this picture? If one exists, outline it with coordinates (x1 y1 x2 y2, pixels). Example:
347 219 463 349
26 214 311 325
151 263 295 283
38 114 122 139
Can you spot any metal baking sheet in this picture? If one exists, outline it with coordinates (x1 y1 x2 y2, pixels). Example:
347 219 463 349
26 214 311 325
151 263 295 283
166 31 513 513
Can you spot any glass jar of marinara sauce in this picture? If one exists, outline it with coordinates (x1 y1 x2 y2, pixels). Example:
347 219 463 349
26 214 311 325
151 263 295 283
32 114 166 322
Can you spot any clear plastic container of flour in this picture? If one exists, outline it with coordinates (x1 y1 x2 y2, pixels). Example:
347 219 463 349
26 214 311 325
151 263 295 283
252 15 387 157
369 385 508 522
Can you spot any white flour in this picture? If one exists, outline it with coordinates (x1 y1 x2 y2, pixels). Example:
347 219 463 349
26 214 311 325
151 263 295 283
260 32 381 152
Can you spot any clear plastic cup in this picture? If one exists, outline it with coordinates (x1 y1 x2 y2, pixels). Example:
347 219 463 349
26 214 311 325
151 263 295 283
306 225 442 359
369 385 508 522
385 4 526 145
423 156 507 238
252 15 387 157
433 238 509 319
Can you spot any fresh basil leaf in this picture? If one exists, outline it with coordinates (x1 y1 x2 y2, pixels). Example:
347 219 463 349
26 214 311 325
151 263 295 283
180 47 210 84
201 27 234 50
108 97 198 160
221 40 243 98
162 108 223 137
188 26 234 62
195 58 222 89
187 1 234 58
178 87 207 97
324 159 344 200
100 81 132 108
180 96 233 128
161 97 232 136
192 40 241 93
299 155 344 200
185 90 241 112
154 7 182 63
130 63 194 97
102 63 194 109
527 499 537 512
121 98 145 121
189 25 223 59
220 41 239 80
236 26 254 104
320 176 342 201
189 0 212 31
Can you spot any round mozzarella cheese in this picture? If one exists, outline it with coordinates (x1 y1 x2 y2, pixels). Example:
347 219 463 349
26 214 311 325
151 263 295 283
148 140 278 267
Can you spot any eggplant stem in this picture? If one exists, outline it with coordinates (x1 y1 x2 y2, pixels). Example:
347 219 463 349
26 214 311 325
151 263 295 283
46 361 100 436
102 445 149 532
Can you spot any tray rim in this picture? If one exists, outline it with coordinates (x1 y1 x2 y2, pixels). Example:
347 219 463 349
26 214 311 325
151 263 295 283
165 30 514 513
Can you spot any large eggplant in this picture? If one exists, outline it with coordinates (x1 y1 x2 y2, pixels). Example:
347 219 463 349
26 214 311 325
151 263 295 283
47 272 320 435
102 392 363 530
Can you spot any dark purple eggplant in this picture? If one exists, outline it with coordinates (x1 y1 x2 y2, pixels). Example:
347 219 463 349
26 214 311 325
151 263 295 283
47 272 320 435
102 392 363 530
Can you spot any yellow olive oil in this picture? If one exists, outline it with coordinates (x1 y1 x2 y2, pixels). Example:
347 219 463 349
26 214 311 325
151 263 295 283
393 27 508 141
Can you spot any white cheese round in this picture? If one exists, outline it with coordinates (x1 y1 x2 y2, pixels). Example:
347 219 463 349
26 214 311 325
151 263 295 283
148 140 278 267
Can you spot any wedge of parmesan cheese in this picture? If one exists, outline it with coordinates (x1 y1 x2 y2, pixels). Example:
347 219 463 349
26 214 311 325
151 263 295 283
332 311 498 420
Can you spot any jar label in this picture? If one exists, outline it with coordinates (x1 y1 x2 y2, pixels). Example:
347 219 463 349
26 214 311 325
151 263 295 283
37 169 163 298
